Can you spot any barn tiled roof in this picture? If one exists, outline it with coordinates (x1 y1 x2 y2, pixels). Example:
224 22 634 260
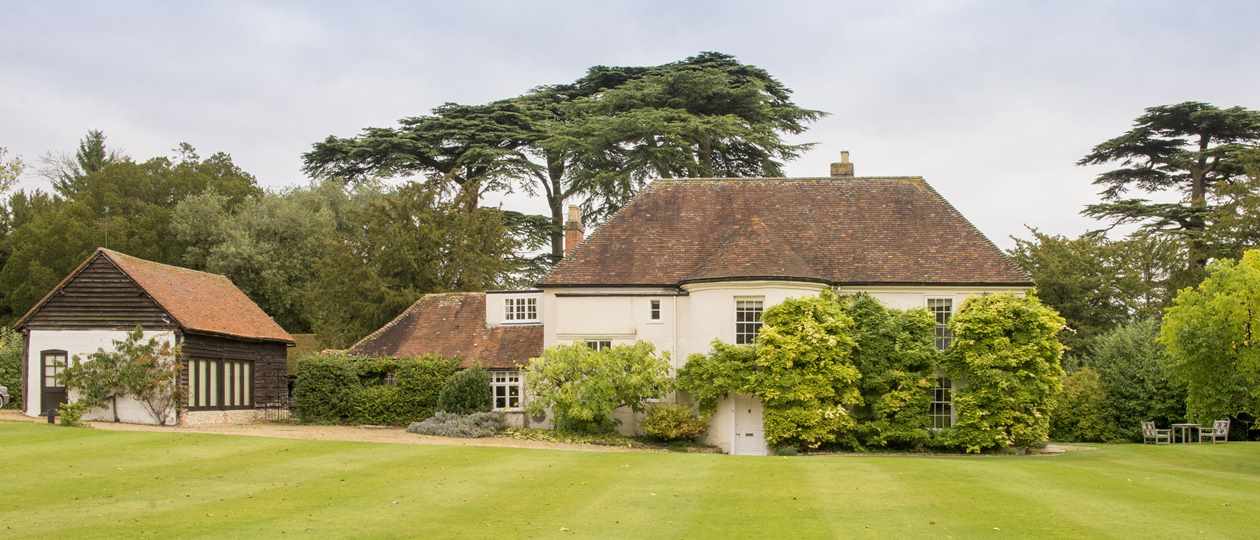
101 249 295 343
347 293 542 369
541 177 1030 287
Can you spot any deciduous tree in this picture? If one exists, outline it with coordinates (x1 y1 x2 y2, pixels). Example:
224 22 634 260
1160 249 1260 423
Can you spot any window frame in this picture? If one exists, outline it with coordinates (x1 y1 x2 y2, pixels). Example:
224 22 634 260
930 376 954 430
734 297 765 345
503 296 539 323
584 339 613 352
490 369 522 411
927 298 954 351
186 358 255 411
649 299 662 321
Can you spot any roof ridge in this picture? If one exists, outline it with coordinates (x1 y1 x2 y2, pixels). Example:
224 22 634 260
98 248 232 281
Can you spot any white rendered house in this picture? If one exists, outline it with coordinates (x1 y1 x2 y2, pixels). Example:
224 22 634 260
355 155 1032 454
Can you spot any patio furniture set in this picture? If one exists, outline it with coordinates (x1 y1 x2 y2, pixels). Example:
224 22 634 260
1142 420 1230 444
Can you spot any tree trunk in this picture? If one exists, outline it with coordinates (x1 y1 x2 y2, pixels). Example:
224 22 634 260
548 156 567 261
549 198 564 260
111 394 119 423
1188 134 1211 270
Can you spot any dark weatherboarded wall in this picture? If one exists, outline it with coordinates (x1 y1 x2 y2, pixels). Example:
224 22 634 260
181 332 288 406
22 253 174 331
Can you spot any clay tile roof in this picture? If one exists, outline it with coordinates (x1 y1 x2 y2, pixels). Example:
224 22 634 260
347 293 543 369
542 177 1030 287
686 216 820 283
100 249 294 343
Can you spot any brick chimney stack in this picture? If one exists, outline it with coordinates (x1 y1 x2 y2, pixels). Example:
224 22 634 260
564 205 584 256
830 150 854 177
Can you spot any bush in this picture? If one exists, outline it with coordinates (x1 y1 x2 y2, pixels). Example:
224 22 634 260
352 385 405 425
1050 367 1114 442
293 353 459 425
1087 319 1184 440
437 368 492 414
526 341 671 433
754 289 861 449
0 327 23 409
394 357 461 421
842 294 940 450
1160 250 1260 423
642 403 708 441
292 353 360 423
57 401 89 427
407 411 506 438
677 290 860 450
941 294 1066 453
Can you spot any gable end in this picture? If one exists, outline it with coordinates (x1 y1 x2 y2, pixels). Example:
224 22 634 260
20 252 175 330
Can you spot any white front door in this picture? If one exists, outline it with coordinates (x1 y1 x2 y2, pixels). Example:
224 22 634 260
732 394 768 456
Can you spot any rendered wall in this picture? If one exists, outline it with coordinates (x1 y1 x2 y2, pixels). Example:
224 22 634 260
25 329 177 425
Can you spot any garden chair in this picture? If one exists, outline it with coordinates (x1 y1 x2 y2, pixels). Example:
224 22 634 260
1198 420 1230 443
1141 421 1170 444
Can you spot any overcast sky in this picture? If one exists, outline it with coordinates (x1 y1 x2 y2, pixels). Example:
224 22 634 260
4 1 1257 248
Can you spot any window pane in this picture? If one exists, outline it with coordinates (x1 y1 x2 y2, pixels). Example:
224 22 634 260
243 363 252 406
188 361 197 407
735 299 764 344
928 299 953 350
209 362 218 407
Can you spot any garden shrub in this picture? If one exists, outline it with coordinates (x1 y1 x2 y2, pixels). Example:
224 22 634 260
525 341 671 433
57 401 89 427
676 341 756 415
677 289 860 450
293 353 361 423
753 289 861 449
394 356 461 420
1160 250 1260 424
941 294 1066 453
0 327 22 409
351 385 405 425
407 411 506 438
437 367 492 414
62 327 182 425
641 403 708 441
1086 319 1184 440
842 294 939 450
1050 367 1114 442
293 352 459 425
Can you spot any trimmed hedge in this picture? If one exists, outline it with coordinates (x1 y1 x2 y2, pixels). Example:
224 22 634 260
437 367 492 414
292 352 459 425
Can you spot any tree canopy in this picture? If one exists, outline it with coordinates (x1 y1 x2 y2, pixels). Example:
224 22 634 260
1160 249 1260 423
1080 102 1260 274
303 52 822 261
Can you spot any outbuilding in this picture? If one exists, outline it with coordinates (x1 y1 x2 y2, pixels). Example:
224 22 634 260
16 248 294 425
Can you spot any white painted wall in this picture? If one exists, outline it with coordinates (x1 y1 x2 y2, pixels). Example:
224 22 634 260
485 291 543 327
537 280 1032 451
24 329 177 425
678 281 828 364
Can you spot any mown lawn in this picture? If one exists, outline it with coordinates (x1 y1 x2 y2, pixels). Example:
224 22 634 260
1 422 1257 539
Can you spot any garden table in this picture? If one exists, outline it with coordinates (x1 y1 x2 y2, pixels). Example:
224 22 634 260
1171 423 1199 444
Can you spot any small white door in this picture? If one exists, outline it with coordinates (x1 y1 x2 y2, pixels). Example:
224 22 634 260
732 394 768 456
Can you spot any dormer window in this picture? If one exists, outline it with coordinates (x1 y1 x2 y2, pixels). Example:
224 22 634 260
504 297 538 322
